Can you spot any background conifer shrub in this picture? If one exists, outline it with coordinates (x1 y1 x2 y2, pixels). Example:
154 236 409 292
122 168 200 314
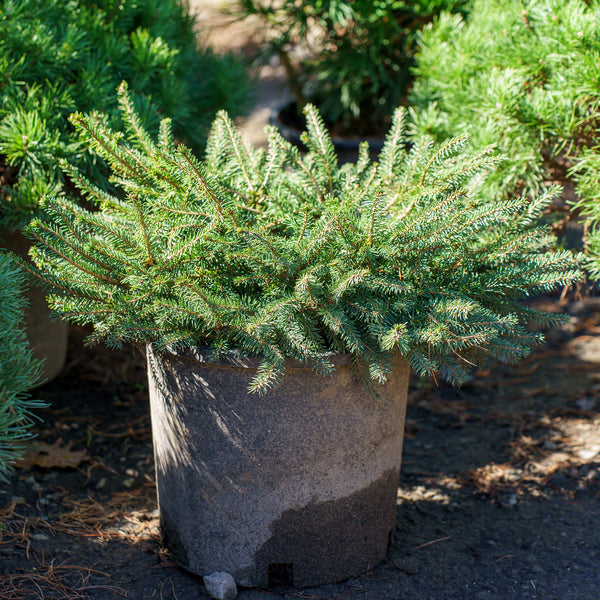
409 0 600 234
20 86 581 393
238 0 468 137
0 252 44 479
0 0 253 230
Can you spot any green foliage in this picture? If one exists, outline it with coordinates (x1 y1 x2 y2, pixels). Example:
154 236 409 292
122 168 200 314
0 0 253 230
573 164 600 277
410 0 600 212
0 252 44 480
237 0 467 136
20 85 581 393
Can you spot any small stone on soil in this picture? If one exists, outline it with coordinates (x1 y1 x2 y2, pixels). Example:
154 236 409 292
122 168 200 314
203 571 237 600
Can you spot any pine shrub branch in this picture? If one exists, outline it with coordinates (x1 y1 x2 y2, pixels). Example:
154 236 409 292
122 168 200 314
0 253 45 479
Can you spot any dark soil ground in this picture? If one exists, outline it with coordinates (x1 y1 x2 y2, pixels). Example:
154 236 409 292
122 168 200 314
1 292 600 600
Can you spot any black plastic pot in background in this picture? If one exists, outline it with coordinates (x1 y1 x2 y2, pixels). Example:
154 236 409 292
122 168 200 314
270 101 386 164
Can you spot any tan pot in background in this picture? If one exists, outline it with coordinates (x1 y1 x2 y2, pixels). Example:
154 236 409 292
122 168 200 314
1 230 68 384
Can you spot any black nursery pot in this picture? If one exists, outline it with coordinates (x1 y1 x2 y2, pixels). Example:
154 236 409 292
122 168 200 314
270 101 386 164
146 345 410 588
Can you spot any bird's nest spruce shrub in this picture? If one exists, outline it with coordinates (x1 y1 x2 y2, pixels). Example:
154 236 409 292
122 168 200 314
16 85 582 393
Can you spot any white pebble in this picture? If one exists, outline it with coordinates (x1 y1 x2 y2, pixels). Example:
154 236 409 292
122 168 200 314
203 571 237 600
578 447 599 460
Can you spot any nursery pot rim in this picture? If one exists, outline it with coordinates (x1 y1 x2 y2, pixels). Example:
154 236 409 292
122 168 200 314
154 343 357 372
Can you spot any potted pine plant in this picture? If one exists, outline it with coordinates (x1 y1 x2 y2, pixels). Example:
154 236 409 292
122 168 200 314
16 84 581 588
